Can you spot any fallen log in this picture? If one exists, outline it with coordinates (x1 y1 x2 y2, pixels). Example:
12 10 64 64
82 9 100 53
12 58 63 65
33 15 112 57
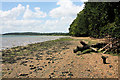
98 43 110 52
98 40 118 53
73 41 98 53
80 41 97 52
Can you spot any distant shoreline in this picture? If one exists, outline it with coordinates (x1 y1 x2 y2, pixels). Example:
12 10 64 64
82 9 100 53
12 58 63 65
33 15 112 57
2 32 69 36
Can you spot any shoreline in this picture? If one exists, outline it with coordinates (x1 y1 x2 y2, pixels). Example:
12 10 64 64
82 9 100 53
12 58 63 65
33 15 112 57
2 37 118 78
1 36 70 51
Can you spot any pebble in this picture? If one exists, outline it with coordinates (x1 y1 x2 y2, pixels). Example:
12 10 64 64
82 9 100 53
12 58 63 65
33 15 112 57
30 67 36 70
48 62 50 64
108 73 112 76
29 72 32 74
29 65 34 67
20 61 28 65
38 68 42 70
109 65 113 68
23 64 27 66
68 73 73 76
51 73 54 75
19 74 28 76
62 71 69 74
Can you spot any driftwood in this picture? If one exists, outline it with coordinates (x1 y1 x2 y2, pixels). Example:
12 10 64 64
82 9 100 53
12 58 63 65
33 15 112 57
73 37 120 54
73 41 98 54
80 41 98 52
98 39 119 54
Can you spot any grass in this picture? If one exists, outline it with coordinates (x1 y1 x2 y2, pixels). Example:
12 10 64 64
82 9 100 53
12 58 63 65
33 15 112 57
75 38 98 45
82 49 93 54
52 37 74 42
105 52 120 56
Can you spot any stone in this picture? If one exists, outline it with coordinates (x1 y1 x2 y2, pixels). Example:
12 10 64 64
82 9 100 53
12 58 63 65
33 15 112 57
51 73 54 75
48 62 50 64
30 67 36 70
38 68 42 70
68 73 73 76
29 65 34 67
19 74 28 76
109 65 113 68
23 64 27 66
46 58 52 60
29 72 32 74
20 61 28 65
62 71 69 74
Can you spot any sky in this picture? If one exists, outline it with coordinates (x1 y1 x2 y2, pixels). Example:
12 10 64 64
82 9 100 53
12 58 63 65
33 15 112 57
0 0 88 34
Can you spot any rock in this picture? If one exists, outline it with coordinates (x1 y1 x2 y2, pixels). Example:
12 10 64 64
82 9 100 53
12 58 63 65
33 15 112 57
101 56 108 64
23 64 27 66
40 66 44 68
49 75 52 79
87 69 91 72
109 65 113 68
33 70 37 72
29 72 32 74
62 71 69 74
16 57 22 60
36 58 42 60
29 65 34 67
114 60 117 62
19 74 28 76
29 58 33 59
38 53 44 55
35 54 42 58
71 61 74 63
68 73 73 76
51 73 54 75
60 74 65 76
30 67 36 70
48 62 50 64
38 68 42 70
108 73 112 76
20 61 28 65
46 58 52 60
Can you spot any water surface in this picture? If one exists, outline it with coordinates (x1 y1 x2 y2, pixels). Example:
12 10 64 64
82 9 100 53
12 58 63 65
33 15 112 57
1 35 67 50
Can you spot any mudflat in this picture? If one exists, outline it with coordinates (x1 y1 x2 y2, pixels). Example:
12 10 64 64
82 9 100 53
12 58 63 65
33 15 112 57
2 37 118 78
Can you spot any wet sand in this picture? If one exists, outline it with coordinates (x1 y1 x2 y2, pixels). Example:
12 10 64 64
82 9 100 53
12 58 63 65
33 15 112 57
2 37 118 78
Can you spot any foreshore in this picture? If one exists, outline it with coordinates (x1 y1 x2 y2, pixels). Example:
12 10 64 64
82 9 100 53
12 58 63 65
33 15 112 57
2 37 118 78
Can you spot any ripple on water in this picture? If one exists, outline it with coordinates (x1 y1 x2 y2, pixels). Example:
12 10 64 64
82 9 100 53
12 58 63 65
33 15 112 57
2 35 67 50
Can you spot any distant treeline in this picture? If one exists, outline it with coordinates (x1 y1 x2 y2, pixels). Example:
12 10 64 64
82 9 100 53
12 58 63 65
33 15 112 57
69 2 120 38
3 32 69 36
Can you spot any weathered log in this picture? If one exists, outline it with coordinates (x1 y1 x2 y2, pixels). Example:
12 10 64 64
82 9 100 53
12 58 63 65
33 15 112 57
80 41 97 52
98 43 110 52
80 41 88 46
90 47 97 52
98 40 118 53
103 49 109 54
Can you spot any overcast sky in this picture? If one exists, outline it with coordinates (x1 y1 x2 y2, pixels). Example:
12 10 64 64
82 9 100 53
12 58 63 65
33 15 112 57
0 0 87 34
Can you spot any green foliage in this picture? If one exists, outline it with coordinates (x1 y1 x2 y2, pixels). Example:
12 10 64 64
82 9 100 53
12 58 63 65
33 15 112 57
69 2 120 39
3 32 69 36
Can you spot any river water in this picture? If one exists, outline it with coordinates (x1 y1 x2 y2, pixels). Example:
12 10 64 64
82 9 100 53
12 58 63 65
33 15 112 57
1 35 67 50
